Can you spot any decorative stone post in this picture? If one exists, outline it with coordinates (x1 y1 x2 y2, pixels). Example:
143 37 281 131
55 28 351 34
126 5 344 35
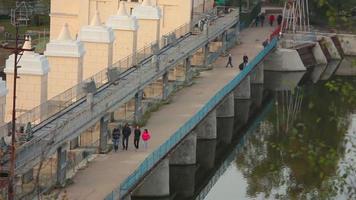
45 23 85 99
5 38 50 121
132 0 161 50
106 2 138 64
79 11 115 80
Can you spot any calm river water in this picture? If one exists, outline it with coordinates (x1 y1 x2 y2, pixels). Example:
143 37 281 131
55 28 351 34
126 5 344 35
204 76 356 200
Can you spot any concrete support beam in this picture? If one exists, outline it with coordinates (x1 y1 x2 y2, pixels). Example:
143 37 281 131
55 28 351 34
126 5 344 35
234 100 251 131
99 115 109 153
311 43 328 83
56 145 67 186
216 93 234 144
250 63 264 84
195 110 217 140
169 132 197 165
216 93 234 118
196 139 216 170
132 159 170 198
234 76 251 99
250 84 264 111
134 90 144 123
263 48 306 72
170 165 196 198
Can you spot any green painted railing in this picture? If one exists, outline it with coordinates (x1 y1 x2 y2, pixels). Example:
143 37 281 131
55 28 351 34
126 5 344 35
104 37 278 200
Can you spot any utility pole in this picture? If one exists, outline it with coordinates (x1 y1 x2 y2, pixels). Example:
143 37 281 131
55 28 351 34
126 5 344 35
0 22 34 200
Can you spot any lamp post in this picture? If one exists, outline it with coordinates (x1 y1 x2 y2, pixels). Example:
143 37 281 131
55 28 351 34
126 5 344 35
1 22 34 200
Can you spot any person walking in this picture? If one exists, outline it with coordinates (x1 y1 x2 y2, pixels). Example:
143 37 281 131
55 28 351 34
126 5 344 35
260 13 265 27
112 127 120 152
243 54 249 66
269 14 275 26
226 54 234 68
142 129 151 150
277 14 283 26
255 15 260 27
133 125 141 150
122 123 131 150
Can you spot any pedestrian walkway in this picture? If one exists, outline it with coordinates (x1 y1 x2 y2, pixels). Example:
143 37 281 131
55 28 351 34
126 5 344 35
60 24 276 200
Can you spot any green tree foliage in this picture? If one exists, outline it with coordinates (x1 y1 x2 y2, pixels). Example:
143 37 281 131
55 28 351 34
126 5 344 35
311 0 356 28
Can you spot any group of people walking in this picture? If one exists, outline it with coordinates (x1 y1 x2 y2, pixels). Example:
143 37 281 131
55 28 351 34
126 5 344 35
226 53 249 71
112 123 151 152
255 13 283 27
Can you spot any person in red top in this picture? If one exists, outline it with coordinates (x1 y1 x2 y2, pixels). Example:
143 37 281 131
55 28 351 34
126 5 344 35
269 14 275 26
142 129 151 149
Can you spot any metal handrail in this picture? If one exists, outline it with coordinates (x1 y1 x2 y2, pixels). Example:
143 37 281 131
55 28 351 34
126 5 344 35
0 21 193 140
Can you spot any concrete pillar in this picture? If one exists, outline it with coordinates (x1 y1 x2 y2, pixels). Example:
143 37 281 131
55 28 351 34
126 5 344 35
56 144 67 186
45 23 85 99
106 2 138 63
132 158 170 198
184 56 193 84
311 43 328 83
0 80 8 125
132 0 161 50
196 139 216 170
162 72 169 101
134 90 143 122
250 63 264 84
5 37 50 121
250 84 264 113
216 93 234 144
169 132 197 165
234 99 251 131
233 76 251 99
170 165 196 198
196 110 217 140
318 36 342 80
99 115 109 153
216 93 234 118
79 11 115 79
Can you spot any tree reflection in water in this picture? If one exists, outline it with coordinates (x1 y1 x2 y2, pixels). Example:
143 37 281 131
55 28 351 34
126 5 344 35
235 77 356 199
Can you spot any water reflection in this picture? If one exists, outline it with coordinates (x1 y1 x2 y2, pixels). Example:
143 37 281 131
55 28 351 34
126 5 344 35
204 77 356 200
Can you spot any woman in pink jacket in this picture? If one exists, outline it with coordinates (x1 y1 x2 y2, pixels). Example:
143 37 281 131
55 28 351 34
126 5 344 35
142 129 151 149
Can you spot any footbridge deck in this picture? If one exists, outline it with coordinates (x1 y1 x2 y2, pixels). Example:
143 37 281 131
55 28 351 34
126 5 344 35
6 9 239 176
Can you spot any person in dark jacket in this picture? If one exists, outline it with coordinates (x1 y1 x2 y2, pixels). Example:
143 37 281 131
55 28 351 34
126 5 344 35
260 13 265 27
133 125 141 149
122 123 131 150
243 54 249 66
255 15 260 27
277 15 283 26
112 127 121 152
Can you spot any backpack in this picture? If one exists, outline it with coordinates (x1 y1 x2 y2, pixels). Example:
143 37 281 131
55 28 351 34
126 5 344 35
239 63 244 70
